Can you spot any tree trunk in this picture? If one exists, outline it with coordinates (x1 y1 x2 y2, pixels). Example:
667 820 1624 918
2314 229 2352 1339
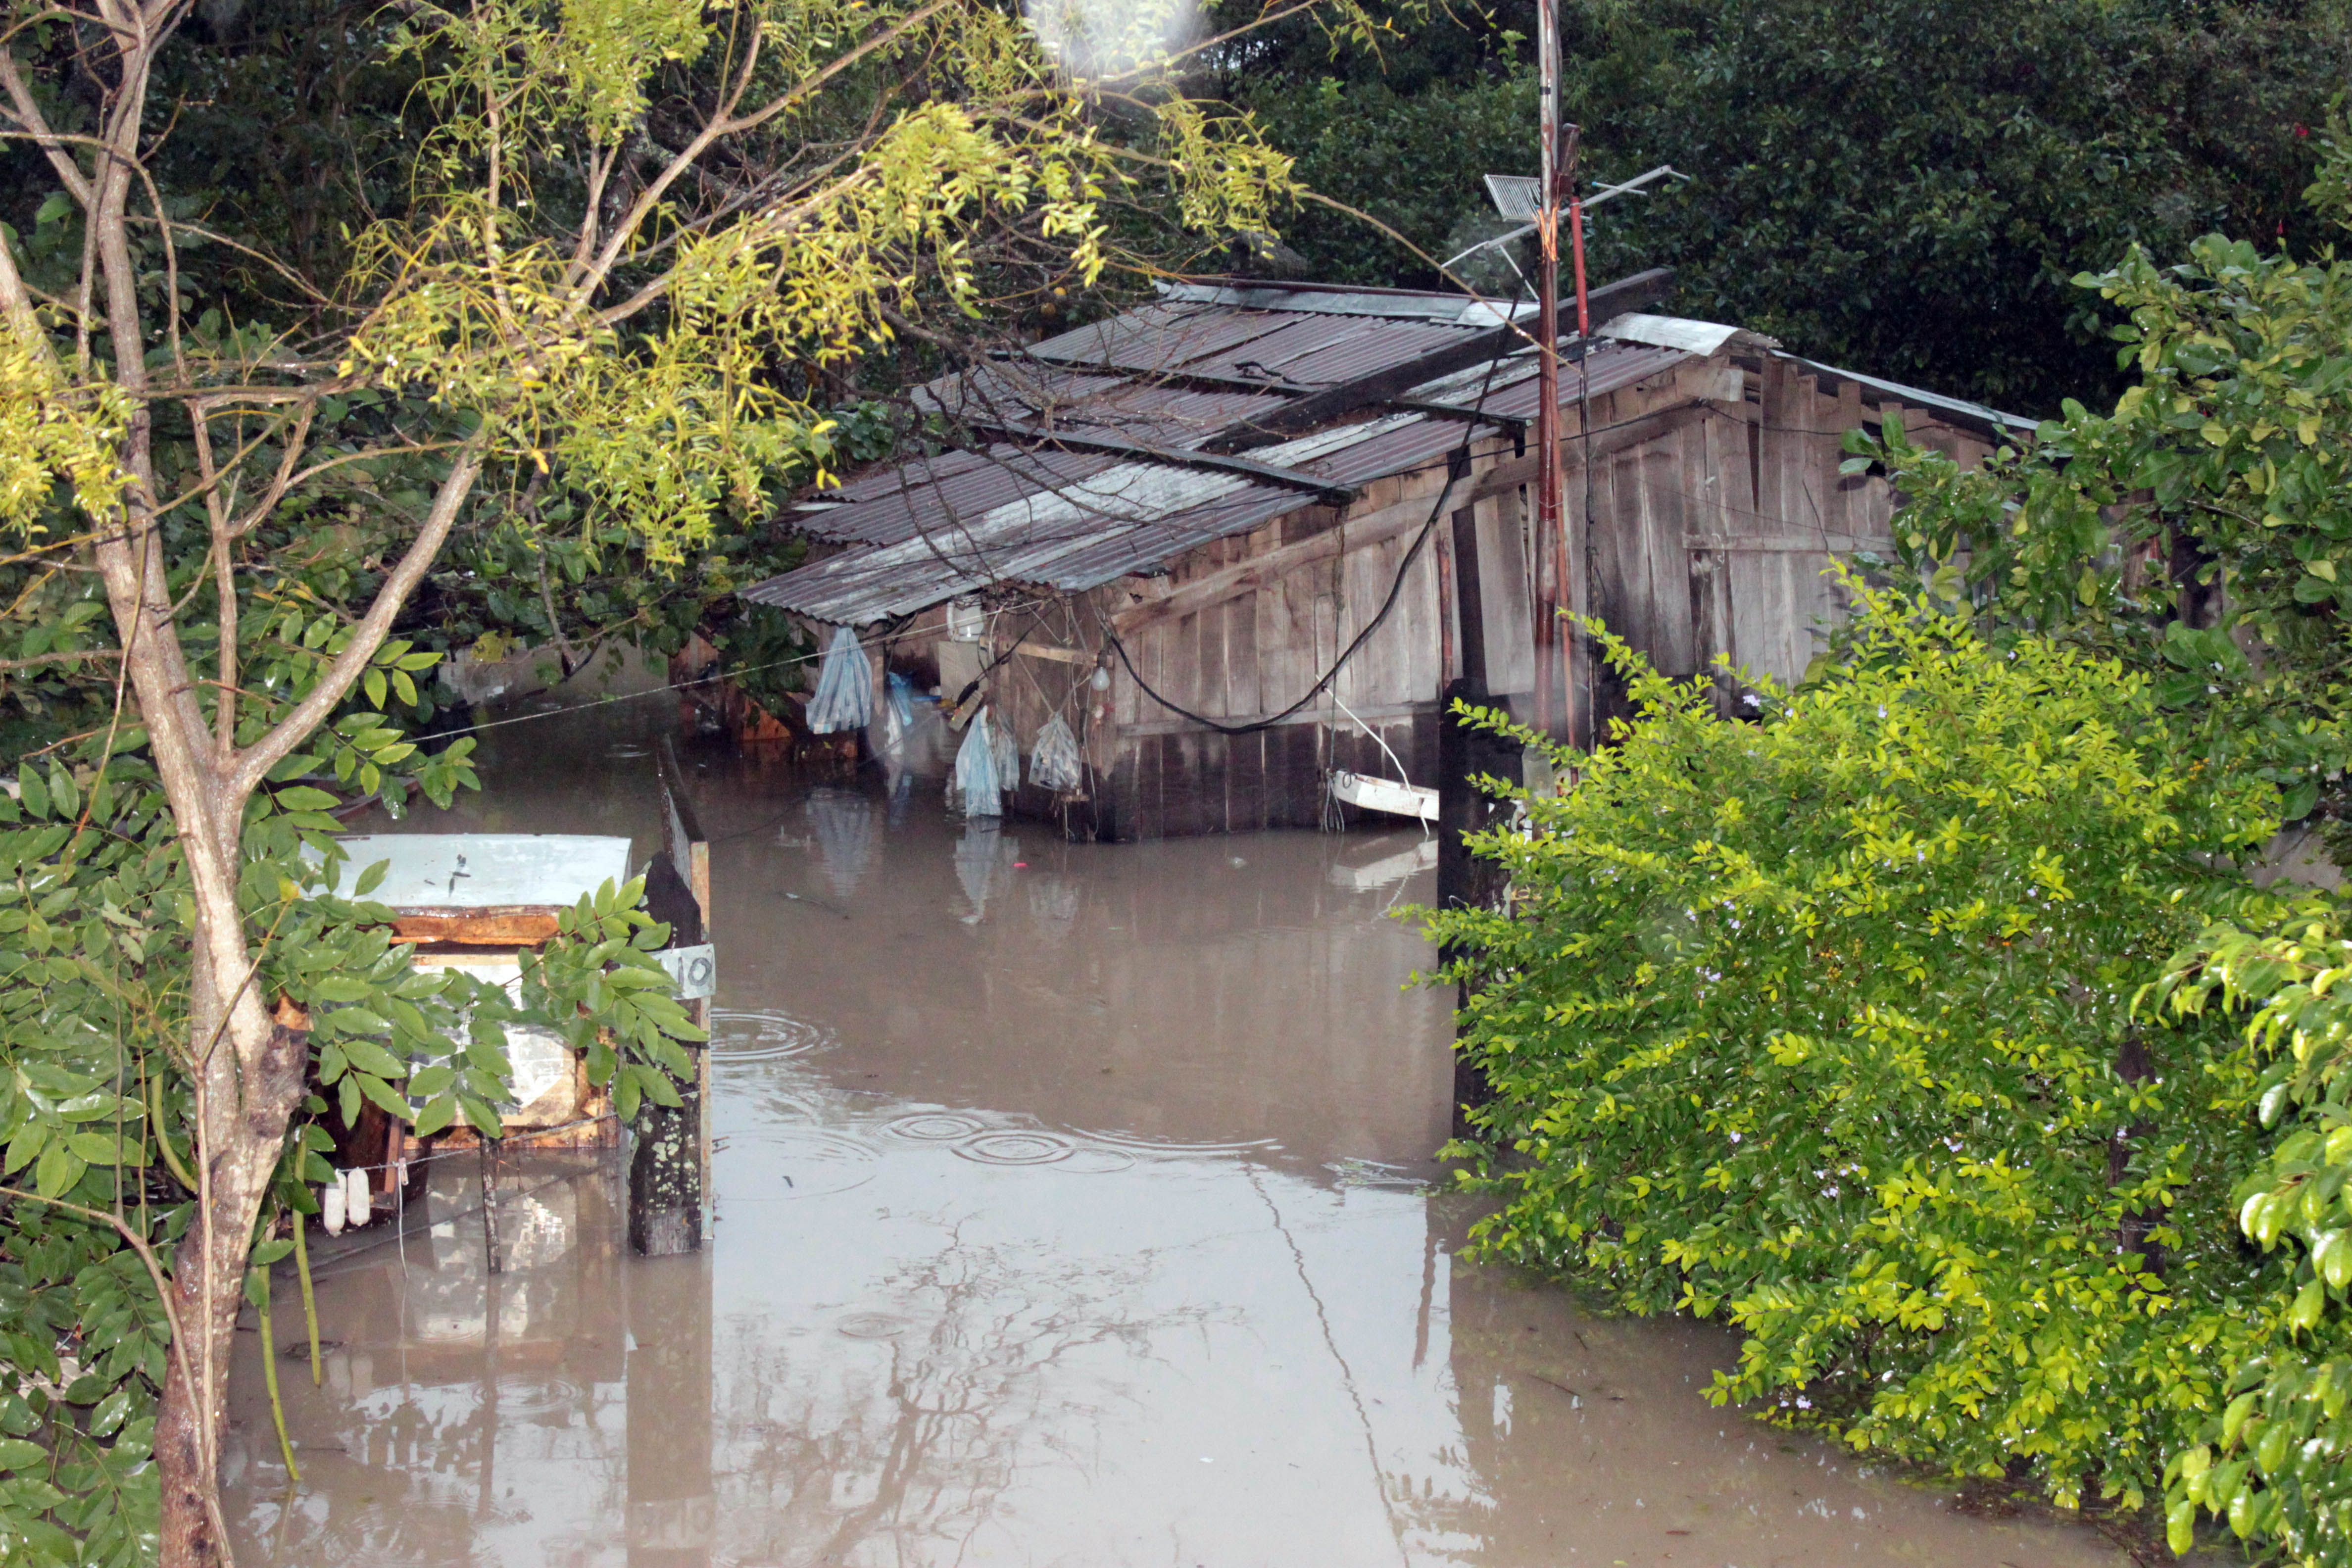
2107 1029 2165 1280
154 1005 310 1567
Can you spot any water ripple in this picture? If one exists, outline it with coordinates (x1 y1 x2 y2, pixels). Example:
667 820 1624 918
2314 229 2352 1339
709 1009 831 1062
884 1112 988 1143
727 1127 878 1197
954 1130 1077 1167
493 1373 585 1417
1063 1127 1281 1158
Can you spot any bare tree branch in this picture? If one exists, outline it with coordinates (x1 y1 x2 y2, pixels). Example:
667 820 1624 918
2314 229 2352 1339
0 46 92 204
228 443 485 798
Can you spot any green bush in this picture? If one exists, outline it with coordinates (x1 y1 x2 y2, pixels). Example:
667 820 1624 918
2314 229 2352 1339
1427 586 2287 1511
2151 901 2352 1561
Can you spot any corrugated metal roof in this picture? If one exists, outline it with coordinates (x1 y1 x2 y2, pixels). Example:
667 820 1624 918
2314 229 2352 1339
795 446 1120 546
1774 352 2037 436
745 410 1493 623
1601 312 1777 357
1406 339 1694 421
916 363 1287 450
1158 279 1537 324
749 290 1729 626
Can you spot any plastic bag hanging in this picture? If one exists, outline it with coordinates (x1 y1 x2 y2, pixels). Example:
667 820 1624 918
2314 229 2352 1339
1029 713 1082 793
990 710 1019 793
951 707 1005 817
805 626 874 735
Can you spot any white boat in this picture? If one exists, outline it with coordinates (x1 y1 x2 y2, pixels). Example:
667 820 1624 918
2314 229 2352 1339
1330 770 1438 824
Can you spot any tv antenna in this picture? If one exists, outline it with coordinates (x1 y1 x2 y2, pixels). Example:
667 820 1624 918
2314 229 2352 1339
1452 5 1687 746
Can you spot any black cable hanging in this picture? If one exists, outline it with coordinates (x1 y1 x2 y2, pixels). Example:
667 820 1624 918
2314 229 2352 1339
1097 284 1536 738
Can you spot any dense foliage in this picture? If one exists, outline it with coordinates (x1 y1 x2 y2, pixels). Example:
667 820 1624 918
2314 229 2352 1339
2136 897 2352 1562
1853 120 2352 876
0 0 1327 1557
1228 0 2352 410
1428 589 2287 1513
1431 134 2352 1551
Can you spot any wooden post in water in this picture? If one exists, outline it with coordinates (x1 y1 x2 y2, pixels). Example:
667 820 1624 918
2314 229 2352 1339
631 739 714 1257
1438 506 1521 1134
632 849 705 1255
661 741 714 1221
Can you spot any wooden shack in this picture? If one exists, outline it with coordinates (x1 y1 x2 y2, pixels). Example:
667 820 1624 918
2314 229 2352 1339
743 276 2031 841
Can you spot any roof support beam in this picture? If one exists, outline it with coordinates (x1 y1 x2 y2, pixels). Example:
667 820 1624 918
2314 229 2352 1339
1206 267 1672 453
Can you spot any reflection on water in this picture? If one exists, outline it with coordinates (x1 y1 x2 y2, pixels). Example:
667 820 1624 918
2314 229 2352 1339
225 693 2137 1566
804 788 879 898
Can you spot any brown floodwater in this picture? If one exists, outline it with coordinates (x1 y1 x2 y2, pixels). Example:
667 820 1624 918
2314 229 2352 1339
223 683 2142 1567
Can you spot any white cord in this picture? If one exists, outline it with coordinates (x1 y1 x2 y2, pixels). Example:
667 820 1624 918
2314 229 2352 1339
1332 694 1412 787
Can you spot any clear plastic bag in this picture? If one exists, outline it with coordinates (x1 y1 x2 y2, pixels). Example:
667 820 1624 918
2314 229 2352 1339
991 709 1020 791
1029 712 1082 792
805 626 874 735
951 707 1005 816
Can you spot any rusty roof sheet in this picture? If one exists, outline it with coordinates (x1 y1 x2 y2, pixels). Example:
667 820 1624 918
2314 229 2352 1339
1029 289 1509 390
745 412 1488 622
1407 339 1694 420
915 361 1288 450
796 446 1119 545
1027 302 1295 376
751 288 1716 626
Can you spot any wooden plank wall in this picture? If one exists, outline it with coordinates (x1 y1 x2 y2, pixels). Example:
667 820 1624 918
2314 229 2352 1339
1078 451 1482 840
1587 354 1998 703
950 356 2002 841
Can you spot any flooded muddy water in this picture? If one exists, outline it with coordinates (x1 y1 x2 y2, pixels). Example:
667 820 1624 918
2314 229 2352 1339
224 691 2139 1567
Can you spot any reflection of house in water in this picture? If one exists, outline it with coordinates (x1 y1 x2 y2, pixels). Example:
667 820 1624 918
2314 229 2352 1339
803 787 880 897
953 821 1020 923
231 1154 718 1565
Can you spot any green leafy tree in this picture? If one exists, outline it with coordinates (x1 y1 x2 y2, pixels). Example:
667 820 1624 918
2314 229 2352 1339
1426 586 2284 1514
1852 120 2352 873
2150 899 2352 1563
0 0 1311 1560
1233 0 2351 410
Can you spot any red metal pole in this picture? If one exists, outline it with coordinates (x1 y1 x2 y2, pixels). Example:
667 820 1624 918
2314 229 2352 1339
1530 0 1562 741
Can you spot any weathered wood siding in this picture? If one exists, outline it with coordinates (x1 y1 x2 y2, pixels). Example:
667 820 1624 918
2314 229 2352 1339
1055 441 1504 840
951 352 2006 841
1588 354 1998 699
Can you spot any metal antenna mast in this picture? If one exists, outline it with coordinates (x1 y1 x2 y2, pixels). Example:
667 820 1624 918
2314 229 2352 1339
1467 24 1685 748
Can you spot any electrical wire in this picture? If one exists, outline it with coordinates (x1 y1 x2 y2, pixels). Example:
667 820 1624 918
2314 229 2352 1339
426 645 833 741
1096 284 1535 738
